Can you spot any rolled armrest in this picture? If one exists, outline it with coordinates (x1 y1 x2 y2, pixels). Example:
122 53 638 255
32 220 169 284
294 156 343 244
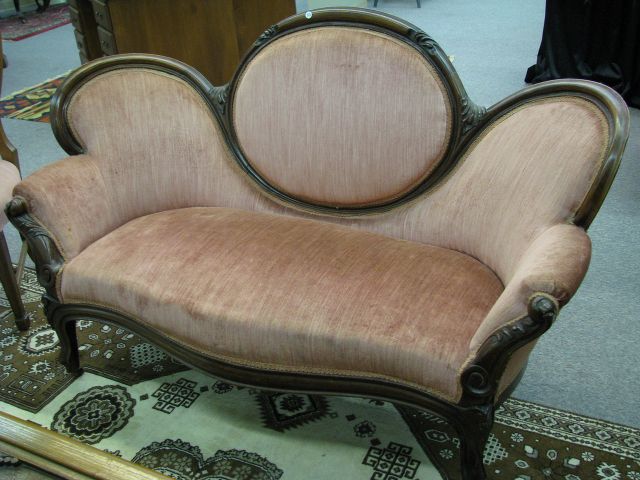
470 223 591 351
12 155 121 260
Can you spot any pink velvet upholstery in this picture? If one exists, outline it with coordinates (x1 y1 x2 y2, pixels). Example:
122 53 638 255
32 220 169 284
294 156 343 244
472 224 591 351
331 97 608 286
0 160 20 228
60 207 503 402
15 70 267 259
232 27 452 207
16 74 608 288
483 223 591 396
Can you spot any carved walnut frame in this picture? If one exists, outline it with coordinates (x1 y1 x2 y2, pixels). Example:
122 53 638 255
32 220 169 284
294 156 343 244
5 8 628 480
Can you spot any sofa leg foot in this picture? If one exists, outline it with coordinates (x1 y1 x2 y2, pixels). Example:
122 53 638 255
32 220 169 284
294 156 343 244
55 318 82 375
45 297 83 376
459 435 487 480
14 316 30 331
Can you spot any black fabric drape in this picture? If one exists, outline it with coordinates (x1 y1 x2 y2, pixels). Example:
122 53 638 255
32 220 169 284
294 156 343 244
525 0 640 108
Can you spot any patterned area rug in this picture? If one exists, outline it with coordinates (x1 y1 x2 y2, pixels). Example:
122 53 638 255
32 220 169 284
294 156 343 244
1 269 639 479
0 4 70 41
0 268 187 412
0 73 66 123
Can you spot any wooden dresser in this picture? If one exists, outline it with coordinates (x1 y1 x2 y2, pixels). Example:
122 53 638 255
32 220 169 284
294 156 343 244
67 0 296 85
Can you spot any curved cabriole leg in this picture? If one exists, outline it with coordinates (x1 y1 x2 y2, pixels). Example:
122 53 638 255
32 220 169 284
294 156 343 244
450 295 558 479
452 405 493 480
44 296 82 376
55 317 82 375
400 400 493 479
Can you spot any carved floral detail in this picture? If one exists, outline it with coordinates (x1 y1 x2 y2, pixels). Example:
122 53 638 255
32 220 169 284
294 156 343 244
407 29 437 52
5 197 64 297
461 296 556 402
461 98 487 134
255 25 279 47
211 85 230 114
405 29 486 136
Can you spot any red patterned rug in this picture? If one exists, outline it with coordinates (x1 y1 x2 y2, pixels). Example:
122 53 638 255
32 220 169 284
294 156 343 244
0 73 66 122
0 4 70 41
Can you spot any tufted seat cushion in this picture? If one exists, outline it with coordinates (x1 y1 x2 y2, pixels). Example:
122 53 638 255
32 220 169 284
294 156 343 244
60 207 504 401
0 160 21 228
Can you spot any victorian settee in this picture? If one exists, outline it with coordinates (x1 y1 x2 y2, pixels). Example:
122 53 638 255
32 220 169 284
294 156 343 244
4 8 629 479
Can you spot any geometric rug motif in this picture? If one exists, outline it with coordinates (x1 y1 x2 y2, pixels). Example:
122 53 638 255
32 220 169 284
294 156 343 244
132 439 284 480
0 267 187 412
255 391 334 432
0 73 66 123
362 441 421 480
50 384 135 444
149 377 200 414
0 4 71 41
397 401 640 480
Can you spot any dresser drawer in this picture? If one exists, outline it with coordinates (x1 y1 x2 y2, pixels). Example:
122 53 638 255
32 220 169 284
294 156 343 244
69 6 81 30
91 0 113 31
97 25 117 55
73 29 87 52
74 30 90 63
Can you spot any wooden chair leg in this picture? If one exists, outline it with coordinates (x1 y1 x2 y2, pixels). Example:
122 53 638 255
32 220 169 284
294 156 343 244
0 231 28 331
12 0 25 22
35 0 50 13
0 38 21 173
15 241 27 286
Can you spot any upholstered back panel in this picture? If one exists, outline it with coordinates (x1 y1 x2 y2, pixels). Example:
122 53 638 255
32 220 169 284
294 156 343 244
52 68 271 257
54 67 610 286
327 96 610 283
231 27 452 207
